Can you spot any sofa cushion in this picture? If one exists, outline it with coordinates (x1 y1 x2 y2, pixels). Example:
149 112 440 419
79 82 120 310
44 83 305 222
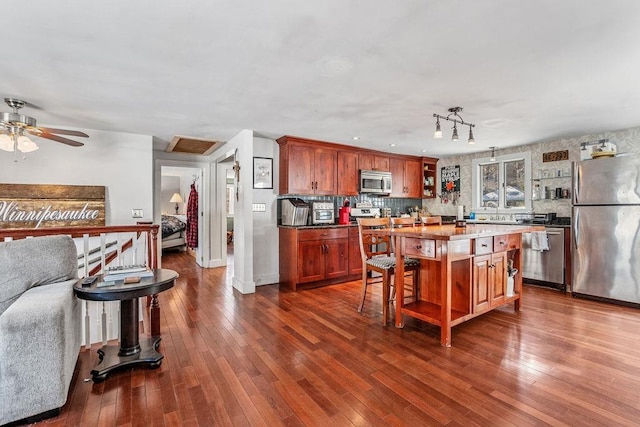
0 235 78 316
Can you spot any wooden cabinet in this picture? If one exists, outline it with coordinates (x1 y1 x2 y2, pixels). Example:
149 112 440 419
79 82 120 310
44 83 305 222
278 135 437 198
390 158 422 198
278 137 337 195
348 227 363 276
472 251 507 313
358 153 389 172
279 226 353 290
422 157 437 198
337 151 359 196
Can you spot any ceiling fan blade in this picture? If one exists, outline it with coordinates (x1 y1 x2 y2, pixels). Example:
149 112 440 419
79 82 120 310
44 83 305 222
36 131 85 147
37 127 89 138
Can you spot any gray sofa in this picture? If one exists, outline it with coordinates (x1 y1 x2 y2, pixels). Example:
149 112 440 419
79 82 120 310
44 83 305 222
0 235 81 425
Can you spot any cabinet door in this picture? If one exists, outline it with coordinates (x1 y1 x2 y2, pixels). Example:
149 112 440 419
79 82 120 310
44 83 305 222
490 252 507 306
287 144 315 195
297 241 325 283
325 239 349 279
313 148 337 195
389 157 406 197
404 159 422 198
473 254 491 313
359 154 390 172
337 151 359 196
374 155 390 172
358 153 375 171
348 227 363 276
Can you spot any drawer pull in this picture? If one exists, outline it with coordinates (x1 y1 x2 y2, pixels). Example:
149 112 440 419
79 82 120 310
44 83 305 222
321 233 328 236
481 244 488 248
416 245 422 250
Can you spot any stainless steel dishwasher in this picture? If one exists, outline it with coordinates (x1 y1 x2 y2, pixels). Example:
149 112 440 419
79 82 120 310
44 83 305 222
522 227 565 291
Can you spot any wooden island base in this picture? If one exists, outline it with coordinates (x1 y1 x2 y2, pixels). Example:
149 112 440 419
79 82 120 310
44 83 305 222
391 223 542 346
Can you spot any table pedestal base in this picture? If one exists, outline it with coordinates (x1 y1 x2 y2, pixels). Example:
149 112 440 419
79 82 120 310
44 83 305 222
91 337 163 383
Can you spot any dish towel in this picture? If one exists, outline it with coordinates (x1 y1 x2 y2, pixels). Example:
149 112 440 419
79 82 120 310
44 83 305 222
531 231 549 251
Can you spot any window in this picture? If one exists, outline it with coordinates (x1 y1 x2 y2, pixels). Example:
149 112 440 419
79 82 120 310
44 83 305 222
472 151 531 214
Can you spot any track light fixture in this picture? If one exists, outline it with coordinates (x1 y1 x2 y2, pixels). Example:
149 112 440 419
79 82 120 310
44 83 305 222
433 107 476 144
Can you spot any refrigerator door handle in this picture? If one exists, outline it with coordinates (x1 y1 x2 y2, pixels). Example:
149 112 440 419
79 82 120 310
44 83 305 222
574 208 580 249
574 164 580 204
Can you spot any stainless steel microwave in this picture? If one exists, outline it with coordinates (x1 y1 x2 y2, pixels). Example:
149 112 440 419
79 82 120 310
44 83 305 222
359 170 392 195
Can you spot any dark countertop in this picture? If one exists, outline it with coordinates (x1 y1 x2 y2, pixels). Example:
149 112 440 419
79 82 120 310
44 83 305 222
278 223 357 229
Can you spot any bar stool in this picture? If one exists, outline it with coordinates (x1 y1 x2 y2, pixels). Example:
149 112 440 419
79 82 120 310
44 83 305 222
357 217 420 325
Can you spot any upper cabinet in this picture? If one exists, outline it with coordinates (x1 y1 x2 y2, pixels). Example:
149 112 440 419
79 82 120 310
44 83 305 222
389 157 422 198
278 136 337 195
278 136 437 198
358 153 390 172
337 151 359 196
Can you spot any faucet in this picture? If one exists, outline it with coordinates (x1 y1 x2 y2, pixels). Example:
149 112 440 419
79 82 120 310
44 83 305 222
486 201 499 220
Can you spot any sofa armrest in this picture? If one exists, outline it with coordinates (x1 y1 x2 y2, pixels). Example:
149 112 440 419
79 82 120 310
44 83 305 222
0 279 81 422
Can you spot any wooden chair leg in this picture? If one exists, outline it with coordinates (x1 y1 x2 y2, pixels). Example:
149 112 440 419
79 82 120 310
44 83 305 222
358 269 368 312
382 271 391 326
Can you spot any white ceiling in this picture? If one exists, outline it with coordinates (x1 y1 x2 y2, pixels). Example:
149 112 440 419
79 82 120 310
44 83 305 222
3 0 640 158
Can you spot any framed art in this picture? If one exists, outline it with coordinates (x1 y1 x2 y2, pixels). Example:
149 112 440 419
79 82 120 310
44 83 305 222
253 157 273 189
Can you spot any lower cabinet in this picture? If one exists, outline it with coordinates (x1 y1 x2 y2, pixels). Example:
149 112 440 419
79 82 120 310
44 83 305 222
280 226 356 290
348 227 363 276
298 238 348 283
472 251 507 313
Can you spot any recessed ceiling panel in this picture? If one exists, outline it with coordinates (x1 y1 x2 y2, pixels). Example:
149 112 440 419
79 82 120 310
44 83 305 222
166 135 224 155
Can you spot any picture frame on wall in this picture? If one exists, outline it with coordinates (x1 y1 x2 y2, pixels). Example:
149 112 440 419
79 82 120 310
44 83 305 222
253 157 273 189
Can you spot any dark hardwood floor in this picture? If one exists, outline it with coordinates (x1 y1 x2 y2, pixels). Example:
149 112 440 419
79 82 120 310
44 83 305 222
34 250 640 426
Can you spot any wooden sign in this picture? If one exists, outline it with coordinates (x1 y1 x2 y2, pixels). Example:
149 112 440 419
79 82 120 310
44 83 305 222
0 184 105 229
542 150 569 162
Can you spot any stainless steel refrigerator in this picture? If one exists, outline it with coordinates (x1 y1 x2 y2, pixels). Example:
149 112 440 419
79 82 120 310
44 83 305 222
572 154 640 304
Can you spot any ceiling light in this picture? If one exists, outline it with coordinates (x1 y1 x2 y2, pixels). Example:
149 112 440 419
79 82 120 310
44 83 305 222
0 98 87 159
434 117 442 138
389 143 396 147
352 136 360 140
0 130 39 153
433 107 476 144
490 146 497 161
0 134 13 151
17 135 38 153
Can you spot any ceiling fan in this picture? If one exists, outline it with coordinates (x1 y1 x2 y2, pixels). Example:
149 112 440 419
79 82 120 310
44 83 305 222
0 98 88 154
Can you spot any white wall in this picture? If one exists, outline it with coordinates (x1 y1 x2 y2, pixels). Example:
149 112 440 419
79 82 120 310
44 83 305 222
0 128 153 224
423 125 640 218
161 176 180 214
252 137 279 286
206 131 281 293
209 130 256 293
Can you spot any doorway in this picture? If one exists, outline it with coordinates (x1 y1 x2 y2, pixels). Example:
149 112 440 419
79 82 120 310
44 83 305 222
160 165 204 266
225 167 235 266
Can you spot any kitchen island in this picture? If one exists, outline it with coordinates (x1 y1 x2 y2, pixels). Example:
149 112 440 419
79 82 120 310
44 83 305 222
390 223 543 347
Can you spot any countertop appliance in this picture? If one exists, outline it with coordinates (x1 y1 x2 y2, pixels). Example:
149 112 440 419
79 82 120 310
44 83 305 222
522 226 566 291
311 201 335 224
359 170 392 195
281 198 309 226
572 153 640 305
350 202 381 219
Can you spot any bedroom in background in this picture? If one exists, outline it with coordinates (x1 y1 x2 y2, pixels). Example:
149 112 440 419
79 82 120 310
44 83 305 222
160 166 202 262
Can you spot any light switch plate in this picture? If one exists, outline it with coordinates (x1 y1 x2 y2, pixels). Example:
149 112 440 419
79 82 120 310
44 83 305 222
252 203 266 212
131 209 144 218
